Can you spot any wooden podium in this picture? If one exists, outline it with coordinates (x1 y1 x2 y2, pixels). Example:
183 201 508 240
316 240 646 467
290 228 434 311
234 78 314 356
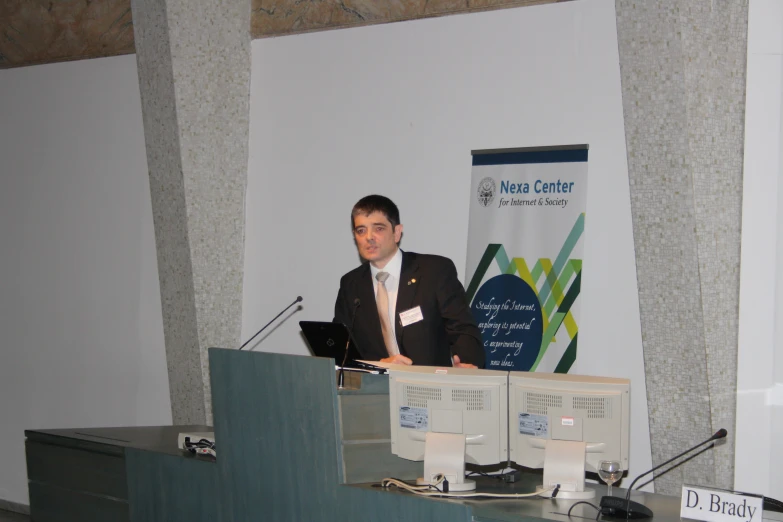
26 349 682 522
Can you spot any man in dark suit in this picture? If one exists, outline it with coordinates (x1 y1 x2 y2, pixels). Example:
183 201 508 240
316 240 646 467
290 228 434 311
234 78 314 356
334 195 484 368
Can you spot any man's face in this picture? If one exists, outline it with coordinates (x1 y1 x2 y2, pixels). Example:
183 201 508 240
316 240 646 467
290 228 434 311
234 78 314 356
353 211 403 268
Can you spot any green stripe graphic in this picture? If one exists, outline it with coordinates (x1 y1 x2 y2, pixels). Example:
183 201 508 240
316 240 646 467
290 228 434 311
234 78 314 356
467 213 585 372
530 270 581 371
466 244 505 301
554 333 578 374
537 213 584 304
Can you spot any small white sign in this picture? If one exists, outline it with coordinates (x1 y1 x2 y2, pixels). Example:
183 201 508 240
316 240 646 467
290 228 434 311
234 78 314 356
561 416 574 426
681 485 762 522
399 306 424 327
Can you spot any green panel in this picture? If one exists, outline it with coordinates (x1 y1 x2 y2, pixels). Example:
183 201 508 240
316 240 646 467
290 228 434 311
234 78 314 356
339 394 391 440
209 349 343 522
341 442 422 484
338 372 390 395
125 448 218 522
25 425 211 458
25 440 127 500
209 349 472 522
28 482 129 522
24 432 124 458
339 394 422 484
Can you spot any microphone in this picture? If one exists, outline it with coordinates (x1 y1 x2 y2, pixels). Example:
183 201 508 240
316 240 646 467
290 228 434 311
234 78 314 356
337 298 361 389
239 296 303 351
599 428 728 519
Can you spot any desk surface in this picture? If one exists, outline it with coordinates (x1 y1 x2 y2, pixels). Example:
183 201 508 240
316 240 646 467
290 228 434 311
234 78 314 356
348 477 683 522
25 425 212 458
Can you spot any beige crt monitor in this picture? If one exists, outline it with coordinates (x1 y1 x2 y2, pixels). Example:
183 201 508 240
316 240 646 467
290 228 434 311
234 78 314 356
387 365 508 492
508 371 630 499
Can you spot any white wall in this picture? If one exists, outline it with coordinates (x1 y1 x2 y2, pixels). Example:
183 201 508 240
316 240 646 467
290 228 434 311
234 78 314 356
0 55 172 505
243 0 653 485
735 0 783 498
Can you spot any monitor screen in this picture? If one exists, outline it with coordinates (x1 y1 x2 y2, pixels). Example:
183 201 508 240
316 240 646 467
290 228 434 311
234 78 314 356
387 365 508 491
508 371 630 498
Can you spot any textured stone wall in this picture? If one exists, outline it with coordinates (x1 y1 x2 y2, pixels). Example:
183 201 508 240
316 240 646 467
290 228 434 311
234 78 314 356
0 0 134 68
250 0 568 37
1 0 565 68
130 0 250 424
615 0 747 495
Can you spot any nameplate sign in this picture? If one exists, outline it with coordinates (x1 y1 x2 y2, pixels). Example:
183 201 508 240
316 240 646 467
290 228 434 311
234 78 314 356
681 485 763 522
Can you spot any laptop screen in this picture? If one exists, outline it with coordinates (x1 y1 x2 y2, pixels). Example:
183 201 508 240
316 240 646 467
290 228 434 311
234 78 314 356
300 321 362 367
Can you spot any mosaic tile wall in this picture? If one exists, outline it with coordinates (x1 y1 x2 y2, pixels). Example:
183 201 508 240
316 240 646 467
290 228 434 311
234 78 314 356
130 0 251 424
615 0 747 494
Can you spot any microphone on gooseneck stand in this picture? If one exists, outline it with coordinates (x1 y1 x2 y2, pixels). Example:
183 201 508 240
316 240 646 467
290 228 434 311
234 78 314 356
599 428 728 520
239 296 303 351
337 298 361 389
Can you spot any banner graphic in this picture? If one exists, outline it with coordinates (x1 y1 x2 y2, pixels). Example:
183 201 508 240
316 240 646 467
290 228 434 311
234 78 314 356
466 146 588 372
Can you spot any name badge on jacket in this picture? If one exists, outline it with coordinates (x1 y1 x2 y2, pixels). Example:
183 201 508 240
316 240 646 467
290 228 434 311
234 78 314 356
399 306 424 327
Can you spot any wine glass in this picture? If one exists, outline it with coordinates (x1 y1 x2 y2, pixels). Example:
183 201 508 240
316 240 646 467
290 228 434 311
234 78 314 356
598 460 623 496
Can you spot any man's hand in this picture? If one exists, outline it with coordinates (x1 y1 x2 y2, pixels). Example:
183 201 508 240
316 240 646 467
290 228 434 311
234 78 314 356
452 355 477 369
381 354 413 365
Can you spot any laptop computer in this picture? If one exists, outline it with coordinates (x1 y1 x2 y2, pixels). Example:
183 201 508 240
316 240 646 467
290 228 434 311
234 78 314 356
299 321 385 372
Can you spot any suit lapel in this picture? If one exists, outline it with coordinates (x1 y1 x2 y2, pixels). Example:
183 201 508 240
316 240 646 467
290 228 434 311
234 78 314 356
395 251 420 348
356 263 382 340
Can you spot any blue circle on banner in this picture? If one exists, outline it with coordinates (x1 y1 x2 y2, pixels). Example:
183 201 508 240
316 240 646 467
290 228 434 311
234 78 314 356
471 274 543 371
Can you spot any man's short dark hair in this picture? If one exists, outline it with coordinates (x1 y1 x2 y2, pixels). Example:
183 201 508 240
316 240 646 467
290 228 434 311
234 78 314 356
351 195 400 230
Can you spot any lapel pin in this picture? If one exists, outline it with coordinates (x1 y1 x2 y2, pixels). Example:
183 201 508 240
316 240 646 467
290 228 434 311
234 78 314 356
408 278 416 285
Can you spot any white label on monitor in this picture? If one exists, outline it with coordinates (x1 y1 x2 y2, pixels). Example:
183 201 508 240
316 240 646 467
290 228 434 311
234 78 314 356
561 416 574 426
519 413 548 437
399 406 429 430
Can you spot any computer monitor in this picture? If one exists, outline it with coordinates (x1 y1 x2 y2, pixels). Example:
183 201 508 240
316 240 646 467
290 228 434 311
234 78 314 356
508 371 630 499
387 365 508 491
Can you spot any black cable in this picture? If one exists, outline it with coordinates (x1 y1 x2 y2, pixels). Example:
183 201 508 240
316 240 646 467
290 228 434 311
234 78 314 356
567 501 601 517
466 469 522 481
465 471 505 480
377 475 555 500
183 438 216 450
376 476 444 493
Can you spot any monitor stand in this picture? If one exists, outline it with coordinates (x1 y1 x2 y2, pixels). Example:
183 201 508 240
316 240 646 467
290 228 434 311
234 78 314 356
535 439 595 499
416 432 476 492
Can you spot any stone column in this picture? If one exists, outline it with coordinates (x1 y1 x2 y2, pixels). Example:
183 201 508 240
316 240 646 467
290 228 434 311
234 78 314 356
616 0 747 494
130 0 251 424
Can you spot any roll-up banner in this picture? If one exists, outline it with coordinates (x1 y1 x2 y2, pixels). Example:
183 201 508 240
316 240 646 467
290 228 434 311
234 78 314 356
466 145 588 372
